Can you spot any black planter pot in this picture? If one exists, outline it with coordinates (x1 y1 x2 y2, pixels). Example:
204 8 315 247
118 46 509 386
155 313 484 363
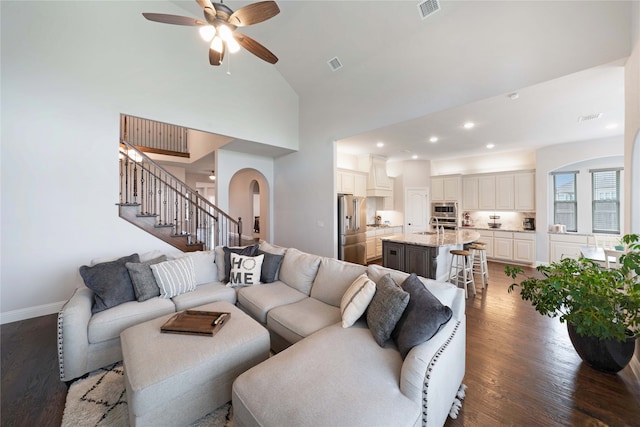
567 323 636 373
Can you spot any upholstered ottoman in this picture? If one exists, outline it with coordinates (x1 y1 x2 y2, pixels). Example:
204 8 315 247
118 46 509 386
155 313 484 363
121 301 270 427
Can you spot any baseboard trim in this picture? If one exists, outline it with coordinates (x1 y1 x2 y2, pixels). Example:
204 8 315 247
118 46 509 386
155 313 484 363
1 301 65 325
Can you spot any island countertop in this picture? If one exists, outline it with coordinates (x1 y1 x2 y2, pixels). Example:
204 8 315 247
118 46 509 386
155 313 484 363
381 229 480 248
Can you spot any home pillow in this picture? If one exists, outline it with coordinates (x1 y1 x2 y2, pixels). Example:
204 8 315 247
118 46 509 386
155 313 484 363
340 273 376 328
79 253 140 314
125 255 167 302
228 253 264 287
186 250 218 285
392 273 453 358
222 244 259 282
257 250 284 283
150 256 196 299
367 274 410 346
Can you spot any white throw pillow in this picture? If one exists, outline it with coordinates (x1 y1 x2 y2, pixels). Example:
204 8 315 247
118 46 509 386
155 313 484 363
228 253 264 287
186 250 218 285
151 256 196 298
340 273 376 328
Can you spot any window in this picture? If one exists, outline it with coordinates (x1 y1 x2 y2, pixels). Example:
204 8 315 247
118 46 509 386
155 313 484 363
553 172 577 232
592 169 620 234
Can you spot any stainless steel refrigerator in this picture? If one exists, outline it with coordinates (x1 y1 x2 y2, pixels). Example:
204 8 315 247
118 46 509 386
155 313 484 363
338 194 367 265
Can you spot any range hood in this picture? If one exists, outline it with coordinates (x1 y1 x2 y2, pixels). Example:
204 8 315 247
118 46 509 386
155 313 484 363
365 155 393 197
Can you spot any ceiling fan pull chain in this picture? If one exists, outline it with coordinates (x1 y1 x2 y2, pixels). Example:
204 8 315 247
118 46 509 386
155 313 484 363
227 52 231 75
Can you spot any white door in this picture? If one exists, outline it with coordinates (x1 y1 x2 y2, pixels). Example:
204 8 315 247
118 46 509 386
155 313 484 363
405 188 429 234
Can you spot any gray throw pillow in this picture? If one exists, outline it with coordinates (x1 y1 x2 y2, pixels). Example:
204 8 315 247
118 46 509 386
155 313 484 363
366 274 410 347
126 255 167 302
258 250 284 283
392 273 453 359
222 245 259 282
79 253 140 314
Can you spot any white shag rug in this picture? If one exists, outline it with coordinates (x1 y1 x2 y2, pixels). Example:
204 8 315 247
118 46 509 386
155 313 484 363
61 363 233 427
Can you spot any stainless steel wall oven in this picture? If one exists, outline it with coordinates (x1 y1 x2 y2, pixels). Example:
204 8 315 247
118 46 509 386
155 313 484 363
431 202 458 230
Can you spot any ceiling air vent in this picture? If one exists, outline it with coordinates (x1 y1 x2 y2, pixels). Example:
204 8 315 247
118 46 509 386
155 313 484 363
578 113 603 123
418 0 440 19
328 57 343 72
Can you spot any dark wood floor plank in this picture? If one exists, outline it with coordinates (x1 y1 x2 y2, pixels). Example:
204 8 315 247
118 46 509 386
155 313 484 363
1 261 638 426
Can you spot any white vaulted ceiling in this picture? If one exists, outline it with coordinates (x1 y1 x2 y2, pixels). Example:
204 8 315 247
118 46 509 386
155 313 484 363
171 0 632 162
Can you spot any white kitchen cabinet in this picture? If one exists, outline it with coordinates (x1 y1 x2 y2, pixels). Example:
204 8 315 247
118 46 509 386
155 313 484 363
367 226 403 260
462 177 478 210
495 174 514 210
549 233 588 263
514 172 535 211
493 231 514 260
476 229 494 258
478 175 495 210
513 232 535 264
432 176 459 202
337 169 367 198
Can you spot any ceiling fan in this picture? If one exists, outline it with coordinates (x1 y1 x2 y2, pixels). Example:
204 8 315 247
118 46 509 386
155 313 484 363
142 0 279 66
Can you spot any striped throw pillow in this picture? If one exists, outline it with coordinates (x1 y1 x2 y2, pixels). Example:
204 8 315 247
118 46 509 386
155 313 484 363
340 273 376 328
151 256 196 299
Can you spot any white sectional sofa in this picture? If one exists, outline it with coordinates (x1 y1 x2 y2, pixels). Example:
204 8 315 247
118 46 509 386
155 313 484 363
58 242 466 426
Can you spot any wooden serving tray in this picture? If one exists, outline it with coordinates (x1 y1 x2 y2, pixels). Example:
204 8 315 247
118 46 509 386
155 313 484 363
160 310 230 337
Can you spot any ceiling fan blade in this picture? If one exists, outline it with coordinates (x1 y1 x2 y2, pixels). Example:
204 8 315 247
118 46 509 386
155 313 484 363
209 46 225 66
142 13 206 26
234 32 278 64
229 1 280 27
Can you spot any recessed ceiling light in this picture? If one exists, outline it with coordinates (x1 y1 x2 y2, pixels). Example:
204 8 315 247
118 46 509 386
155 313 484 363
429 136 438 143
412 154 418 160
605 123 619 130
376 142 384 148
463 122 475 129
486 143 495 149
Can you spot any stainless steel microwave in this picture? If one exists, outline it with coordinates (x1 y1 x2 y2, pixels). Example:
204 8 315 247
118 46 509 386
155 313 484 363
432 202 457 218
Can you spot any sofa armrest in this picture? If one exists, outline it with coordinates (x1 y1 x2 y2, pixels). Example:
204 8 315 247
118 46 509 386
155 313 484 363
400 318 466 427
58 286 94 381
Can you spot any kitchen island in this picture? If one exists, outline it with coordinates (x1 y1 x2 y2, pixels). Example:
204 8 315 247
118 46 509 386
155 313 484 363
381 229 480 282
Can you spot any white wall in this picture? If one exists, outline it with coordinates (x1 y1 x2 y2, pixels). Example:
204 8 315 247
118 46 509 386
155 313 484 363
431 150 536 176
0 1 297 322
625 2 640 235
535 137 624 263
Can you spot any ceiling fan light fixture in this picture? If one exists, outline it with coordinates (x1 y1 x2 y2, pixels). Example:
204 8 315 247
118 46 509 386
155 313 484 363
199 25 216 42
227 37 241 53
217 24 233 42
211 36 224 53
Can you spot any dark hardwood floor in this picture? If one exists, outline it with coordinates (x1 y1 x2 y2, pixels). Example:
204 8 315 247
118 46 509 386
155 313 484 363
1 262 639 426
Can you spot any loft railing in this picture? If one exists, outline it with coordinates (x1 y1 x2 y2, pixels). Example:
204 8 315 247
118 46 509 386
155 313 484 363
118 140 242 250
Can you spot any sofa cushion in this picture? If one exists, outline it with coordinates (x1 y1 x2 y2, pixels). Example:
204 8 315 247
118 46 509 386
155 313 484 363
221 245 260 283
229 253 264 287
184 250 218 286
171 283 237 311
232 322 420 427
151 256 196 299
366 263 410 286
267 298 341 344
237 281 308 324
88 297 175 344
367 274 410 346
392 273 453 358
278 248 321 295
257 250 284 283
80 253 140 314
310 258 367 307
340 274 376 328
126 255 167 302
258 241 287 256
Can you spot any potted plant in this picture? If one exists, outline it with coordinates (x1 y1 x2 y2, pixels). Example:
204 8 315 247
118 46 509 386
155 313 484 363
505 233 640 373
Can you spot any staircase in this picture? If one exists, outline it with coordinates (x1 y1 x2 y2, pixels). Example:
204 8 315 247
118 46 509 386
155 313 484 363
117 140 242 252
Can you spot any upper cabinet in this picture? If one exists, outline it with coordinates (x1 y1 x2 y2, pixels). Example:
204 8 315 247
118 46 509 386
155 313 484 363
337 169 367 198
461 170 535 212
432 175 460 202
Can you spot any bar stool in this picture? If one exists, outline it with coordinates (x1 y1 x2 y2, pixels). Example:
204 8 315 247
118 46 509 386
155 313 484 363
468 243 489 289
449 249 476 298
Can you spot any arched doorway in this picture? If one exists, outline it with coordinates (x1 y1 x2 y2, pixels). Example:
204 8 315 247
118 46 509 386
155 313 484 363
229 169 270 243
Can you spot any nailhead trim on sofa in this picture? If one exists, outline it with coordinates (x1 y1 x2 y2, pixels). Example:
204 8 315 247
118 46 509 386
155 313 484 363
421 320 461 425
57 310 65 381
